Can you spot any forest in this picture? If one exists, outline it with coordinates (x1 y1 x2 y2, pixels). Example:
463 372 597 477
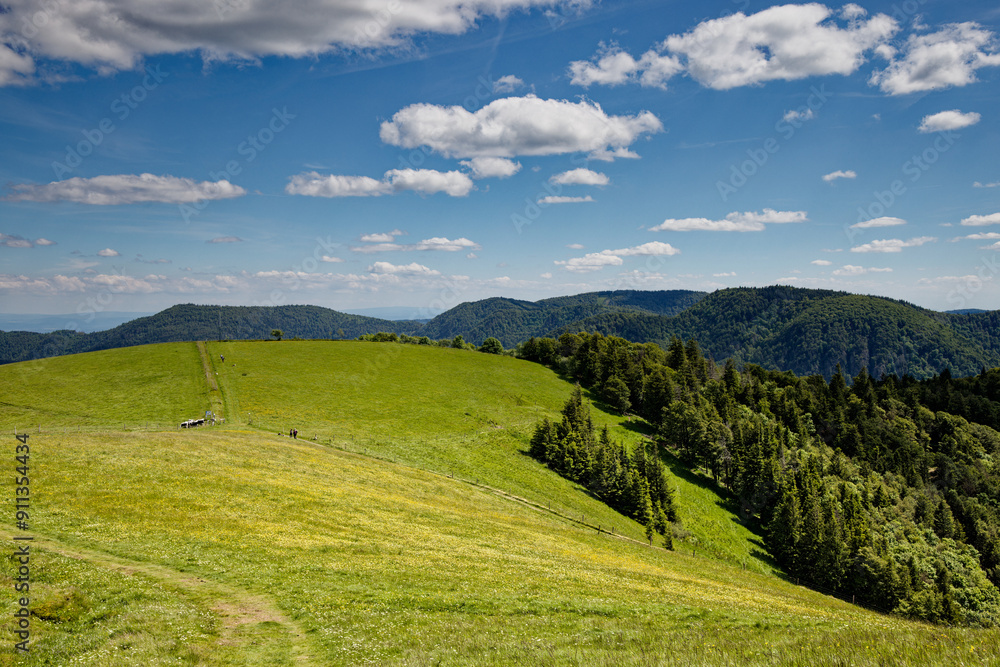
517 331 1000 626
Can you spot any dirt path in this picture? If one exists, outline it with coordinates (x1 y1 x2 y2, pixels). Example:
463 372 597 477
196 341 226 420
10 531 315 665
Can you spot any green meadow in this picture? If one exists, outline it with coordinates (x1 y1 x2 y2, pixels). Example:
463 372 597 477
2 341 999 664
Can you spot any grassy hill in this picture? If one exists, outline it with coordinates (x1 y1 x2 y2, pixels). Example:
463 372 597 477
0 304 422 365
2 342 999 664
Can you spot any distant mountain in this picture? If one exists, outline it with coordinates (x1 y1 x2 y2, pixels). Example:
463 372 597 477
417 290 707 348
0 304 420 365
560 286 1000 379
0 311 156 333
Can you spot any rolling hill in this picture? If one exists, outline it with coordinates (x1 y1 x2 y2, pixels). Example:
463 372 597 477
562 286 1000 379
2 341 999 664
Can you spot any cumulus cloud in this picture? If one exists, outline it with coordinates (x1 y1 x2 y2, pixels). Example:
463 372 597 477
379 94 662 159
850 236 936 252
460 157 521 179
492 74 525 94
651 208 807 232
566 243 585 249
207 236 243 243
0 0 577 86
351 236 481 254
918 110 981 133
871 23 1000 95
952 232 1000 242
556 241 680 272
0 234 36 248
568 43 683 89
550 168 609 186
97 248 120 257
367 261 441 276
321 256 343 263
974 181 1000 188
850 216 906 229
538 195 594 204
783 108 815 123
811 259 833 266
5 174 246 205
34 238 56 246
961 213 1000 226
664 4 897 90
286 169 473 197
833 264 893 275
823 169 857 182
360 231 404 243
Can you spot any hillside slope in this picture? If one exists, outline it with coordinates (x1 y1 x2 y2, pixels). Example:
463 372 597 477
3 341 998 664
417 290 706 347
0 304 421 365
564 286 1000 379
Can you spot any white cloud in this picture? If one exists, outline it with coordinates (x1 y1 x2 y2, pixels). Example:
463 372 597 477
540 272 553 279
379 94 662 159
97 248 120 257
0 233 39 248
783 108 815 123
360 231 404 243
569 44 641 87
321 256 343 263
979 242 1000 251
286 173 389 197
385 168 474 196
850 236 936 252
833 264 893 276
841 4 866 20
974 181 1000 188
351 236 481 254
566 243 584 249
492 74 524 94
811 259 833 266
460 157 522 179
871 23 1000 95
556 241 680 273
0 0 579 86
918 110 981 133
368 261 441 276
651 208 807 232
550 168 609 186
286 169 473 198
952 232 1000 242
850 216 906 229
207 236 244 243
713 271 737 277
823 169 857 182
5 174 245 205
34 238 56 246
961 213 1000 226
538 195 595 204
664 4 897 90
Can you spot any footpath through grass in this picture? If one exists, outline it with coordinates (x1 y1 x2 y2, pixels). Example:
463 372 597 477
5 429 999 665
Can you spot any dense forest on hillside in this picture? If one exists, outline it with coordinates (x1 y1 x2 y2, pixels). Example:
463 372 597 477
562 286 1000 380
417 290 705 348
518 332 1000 626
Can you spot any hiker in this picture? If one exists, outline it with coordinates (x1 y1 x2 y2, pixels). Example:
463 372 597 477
293 428 298 439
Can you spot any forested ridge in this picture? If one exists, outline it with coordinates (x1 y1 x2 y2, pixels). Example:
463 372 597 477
4 287 999 379
518 331 1000 626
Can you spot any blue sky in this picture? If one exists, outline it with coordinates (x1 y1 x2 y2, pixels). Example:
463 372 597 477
1 0 999 319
